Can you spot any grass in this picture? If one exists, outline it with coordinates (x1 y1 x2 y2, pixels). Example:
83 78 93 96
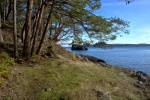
0 56 149 100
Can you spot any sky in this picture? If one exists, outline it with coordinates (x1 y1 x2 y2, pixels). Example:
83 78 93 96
96 0 150 44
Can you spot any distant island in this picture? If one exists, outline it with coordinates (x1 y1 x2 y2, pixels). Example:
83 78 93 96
92 42 150 48
60 42 150 49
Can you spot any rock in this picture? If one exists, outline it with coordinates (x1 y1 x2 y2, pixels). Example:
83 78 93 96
79 54 110 67
125 69 150 86
134 81 146 88
79 54 106 63
96 90 112 100
136 71 149 85
124 69 136 77
71 44 88 50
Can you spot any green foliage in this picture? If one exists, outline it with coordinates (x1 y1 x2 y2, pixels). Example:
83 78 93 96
0 52 15 66
1 22 13 29
49 0 129 43
0 52 15 86
0 0 130 58
94 42 108 48
29 54 42 63
0 71 11 79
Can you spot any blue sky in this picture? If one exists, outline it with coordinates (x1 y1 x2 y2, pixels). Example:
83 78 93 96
96 0 150 44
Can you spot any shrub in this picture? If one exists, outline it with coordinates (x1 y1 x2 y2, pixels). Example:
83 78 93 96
0 52 15 86
29 54 42 63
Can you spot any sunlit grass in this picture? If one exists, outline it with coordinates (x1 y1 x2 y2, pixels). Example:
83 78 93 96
10 58 145 100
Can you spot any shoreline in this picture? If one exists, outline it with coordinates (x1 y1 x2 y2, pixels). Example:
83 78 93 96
66 46 150 76
79 54 150 87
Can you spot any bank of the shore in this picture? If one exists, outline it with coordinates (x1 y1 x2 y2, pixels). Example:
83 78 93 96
66 46 150 76
79 54 150 88
0 43 150 100
0 54 150 99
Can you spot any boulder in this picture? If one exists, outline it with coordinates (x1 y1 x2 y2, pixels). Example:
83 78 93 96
124 68 136 77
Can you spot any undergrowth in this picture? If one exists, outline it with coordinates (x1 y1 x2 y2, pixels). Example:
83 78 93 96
0 52 15 86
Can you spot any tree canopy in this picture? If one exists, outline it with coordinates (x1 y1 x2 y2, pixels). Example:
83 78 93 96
0 0 130 58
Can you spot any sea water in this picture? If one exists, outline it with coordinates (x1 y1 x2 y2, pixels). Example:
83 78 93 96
66 45 150 75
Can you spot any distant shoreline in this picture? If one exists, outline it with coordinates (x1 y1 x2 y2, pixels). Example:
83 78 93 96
108 44 150 46
61 43 150 48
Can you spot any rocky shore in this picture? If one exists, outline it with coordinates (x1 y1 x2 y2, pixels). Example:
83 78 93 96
79 54 150 88
124 69 150 88
79 54 109 67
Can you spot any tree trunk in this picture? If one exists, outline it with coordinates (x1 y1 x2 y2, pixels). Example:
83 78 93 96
23 0 33 58
31 3 45 55
0 12 4 43
6 0 12 21
21 22 26 44
13 0 18 58
36 0 55 55
5 0 9 17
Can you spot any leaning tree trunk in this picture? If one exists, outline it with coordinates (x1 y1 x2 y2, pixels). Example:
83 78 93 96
0 12 4 43
13 0 18 58
36 0 55 55
23 0 33 58
6 0 12 21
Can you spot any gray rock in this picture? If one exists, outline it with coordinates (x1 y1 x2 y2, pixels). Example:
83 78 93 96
79 54 106 63
96 90 112 100
134 81 146 88
136 71 149 85
79 54 112 68
124 69 136 77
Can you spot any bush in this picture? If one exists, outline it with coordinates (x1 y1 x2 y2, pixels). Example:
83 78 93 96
29 54 42 63
0 52 15 86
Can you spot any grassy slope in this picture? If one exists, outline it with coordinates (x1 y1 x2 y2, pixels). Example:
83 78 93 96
0 55 148 100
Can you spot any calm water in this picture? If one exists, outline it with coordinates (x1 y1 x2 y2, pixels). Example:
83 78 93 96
66 45 150 75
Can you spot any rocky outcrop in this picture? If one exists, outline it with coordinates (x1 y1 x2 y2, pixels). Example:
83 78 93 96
79 54 109 67
136 71 150 84
71 44 88 50
124 69 150 88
